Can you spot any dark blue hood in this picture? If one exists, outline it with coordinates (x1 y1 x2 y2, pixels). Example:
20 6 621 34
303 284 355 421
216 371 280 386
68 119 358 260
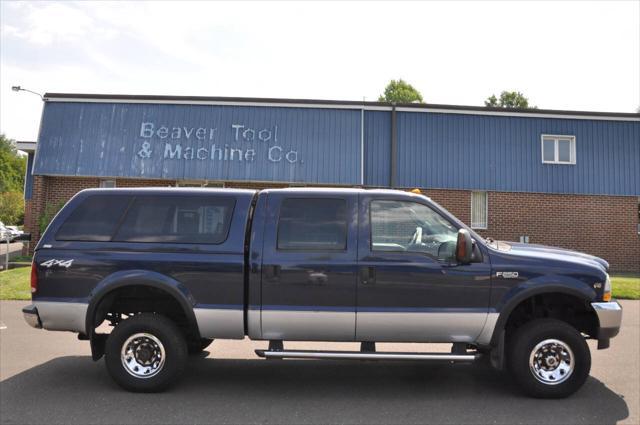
495 241 609 273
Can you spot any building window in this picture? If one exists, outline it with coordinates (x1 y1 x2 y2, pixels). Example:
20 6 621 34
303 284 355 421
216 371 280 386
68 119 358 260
471 191 488 229
99 179 116 188
541 135 576 164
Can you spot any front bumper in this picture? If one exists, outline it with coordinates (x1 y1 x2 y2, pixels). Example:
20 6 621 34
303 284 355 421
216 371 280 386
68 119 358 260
591 301 622 348
22 304 42 329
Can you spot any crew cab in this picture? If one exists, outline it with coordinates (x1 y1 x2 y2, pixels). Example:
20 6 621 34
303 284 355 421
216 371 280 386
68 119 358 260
23 187 622 397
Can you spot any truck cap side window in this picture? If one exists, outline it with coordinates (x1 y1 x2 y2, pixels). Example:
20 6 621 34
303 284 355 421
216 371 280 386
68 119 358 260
113 195 235 244
56 195 132 241
277 198 347 251
371 200 458 260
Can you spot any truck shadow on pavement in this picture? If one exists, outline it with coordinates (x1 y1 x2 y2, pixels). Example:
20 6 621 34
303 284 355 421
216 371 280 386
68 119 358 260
0 355 630 425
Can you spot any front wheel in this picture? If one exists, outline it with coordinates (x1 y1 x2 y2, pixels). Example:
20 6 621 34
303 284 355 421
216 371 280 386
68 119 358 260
105 313 188 392
507 318 591 398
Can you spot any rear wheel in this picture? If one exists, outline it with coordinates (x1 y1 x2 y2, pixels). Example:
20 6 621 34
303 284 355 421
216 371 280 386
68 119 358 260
507 318 591 398
105 313 188 392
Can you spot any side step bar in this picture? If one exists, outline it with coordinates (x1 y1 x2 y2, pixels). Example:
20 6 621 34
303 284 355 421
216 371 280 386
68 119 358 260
255 349 479 362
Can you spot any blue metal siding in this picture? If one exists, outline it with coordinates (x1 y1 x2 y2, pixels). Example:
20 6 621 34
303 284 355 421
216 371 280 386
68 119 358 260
34 101 639 195
34 102 363 185
364 111 391 187
396 112 640 196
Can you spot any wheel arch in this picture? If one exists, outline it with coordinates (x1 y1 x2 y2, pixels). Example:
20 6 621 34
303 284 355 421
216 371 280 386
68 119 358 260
490 278 596 346
85 270 201 359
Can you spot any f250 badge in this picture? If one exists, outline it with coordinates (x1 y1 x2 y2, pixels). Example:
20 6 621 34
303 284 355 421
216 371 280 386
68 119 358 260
496 271 519 279
40 259 74 269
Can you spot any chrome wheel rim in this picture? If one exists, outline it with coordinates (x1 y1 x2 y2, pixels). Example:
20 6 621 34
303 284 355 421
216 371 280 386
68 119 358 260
121 333 166 379
529 338 574 385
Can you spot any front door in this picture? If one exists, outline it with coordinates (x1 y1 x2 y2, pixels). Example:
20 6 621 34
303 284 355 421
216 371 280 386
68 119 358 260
356 193 492 343
261 191 358 341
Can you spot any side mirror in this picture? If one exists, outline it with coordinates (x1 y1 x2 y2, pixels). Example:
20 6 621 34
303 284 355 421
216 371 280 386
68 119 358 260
14 233 31 241
455 229 473 264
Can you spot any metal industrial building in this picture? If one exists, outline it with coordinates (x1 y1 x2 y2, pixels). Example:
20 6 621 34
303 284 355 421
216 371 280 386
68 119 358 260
21 93 640 271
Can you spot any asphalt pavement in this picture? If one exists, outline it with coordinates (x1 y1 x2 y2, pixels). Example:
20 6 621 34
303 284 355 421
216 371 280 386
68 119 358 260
1 300 638 425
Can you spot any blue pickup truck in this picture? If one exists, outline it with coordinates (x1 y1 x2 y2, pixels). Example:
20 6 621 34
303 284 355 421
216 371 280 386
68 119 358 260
23 187 622 397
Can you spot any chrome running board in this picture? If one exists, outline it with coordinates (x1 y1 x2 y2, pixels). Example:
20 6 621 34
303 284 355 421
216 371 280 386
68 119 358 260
255 349 479 362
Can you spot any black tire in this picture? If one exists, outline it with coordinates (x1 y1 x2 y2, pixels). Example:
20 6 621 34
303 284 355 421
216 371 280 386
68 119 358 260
188 338 214 355
105 313 188 393
507 318 591 398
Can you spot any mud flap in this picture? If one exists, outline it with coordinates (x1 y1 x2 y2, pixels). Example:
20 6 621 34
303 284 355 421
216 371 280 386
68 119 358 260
90 333 108 361
490 329 505 371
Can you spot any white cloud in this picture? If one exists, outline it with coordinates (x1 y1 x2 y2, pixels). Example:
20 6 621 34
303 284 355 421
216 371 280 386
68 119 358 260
1 0 638 141
5 2 95 45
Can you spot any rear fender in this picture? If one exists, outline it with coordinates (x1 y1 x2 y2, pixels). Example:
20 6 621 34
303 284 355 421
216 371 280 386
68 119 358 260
85 270 200 360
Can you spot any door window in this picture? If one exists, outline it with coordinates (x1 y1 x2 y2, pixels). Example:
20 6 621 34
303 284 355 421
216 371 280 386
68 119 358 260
277 198 347 251
370 200 458 259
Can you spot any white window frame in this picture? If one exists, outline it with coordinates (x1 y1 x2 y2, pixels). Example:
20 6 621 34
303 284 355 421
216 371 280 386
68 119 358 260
470 191 488 230
541 134 576 165
99 179 116 188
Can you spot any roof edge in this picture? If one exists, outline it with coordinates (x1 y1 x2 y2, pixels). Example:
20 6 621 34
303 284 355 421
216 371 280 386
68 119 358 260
42 92 640 120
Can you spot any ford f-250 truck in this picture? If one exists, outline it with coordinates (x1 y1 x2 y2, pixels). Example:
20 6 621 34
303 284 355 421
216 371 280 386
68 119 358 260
22 188 622 397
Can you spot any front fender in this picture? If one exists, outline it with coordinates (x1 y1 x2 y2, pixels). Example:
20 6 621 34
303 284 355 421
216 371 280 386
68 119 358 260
490 275 596 346
85 269 200 340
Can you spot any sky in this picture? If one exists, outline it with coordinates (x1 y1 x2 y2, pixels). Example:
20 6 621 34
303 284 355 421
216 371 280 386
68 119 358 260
1 0 639 141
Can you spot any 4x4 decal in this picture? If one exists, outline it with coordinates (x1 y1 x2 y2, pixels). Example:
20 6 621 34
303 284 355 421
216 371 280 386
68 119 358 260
40 259 74 269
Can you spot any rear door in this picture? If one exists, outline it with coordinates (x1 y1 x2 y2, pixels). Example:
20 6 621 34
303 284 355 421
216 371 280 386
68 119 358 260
260 191 358 341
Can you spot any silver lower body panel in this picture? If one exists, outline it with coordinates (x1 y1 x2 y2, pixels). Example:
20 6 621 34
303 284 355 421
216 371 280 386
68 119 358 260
194 308 245 339
476 312 500 345
247 306 261 339
29 301 88 334
356 311 489 343
261 310 355 341
259 309 495 344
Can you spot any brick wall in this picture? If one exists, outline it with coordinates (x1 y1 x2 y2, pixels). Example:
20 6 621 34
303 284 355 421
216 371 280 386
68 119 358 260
23 176 639 271
475 192 640 272
425 189 471 225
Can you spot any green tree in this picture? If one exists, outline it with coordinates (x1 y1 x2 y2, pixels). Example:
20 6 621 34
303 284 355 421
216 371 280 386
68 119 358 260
378 79 424 103
485 91 536 109
0 134 27 193
0 191 24 225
